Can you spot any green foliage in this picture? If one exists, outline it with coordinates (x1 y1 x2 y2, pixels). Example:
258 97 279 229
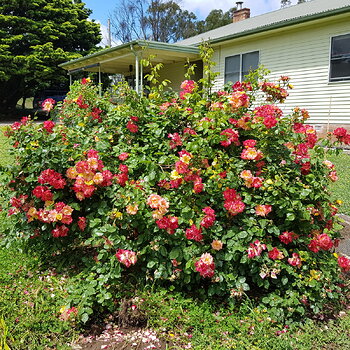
0 0 101 113
1 47 349 324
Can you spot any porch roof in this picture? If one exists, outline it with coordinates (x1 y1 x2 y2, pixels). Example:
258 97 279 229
59 40 200 75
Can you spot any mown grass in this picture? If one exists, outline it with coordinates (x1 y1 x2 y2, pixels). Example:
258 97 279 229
142 290 350 350
328 151 350 215
0 243 349 350
0 245 78 349
0 133 349 349
0 127 11 167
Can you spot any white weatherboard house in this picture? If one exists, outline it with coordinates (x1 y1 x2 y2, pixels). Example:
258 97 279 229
60 0 350 133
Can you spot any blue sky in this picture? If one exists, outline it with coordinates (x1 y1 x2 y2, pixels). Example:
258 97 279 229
83 0 300 45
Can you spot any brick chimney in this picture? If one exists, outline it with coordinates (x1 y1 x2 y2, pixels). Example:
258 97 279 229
233 1 250 22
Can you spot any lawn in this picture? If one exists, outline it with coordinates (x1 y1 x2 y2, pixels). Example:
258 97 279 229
0 125 349 349
328 151 350 215
0 243 349 349
0 127 11 167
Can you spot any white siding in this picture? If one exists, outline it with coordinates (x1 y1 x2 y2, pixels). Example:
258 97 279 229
211 17 350 124
158 62 186 92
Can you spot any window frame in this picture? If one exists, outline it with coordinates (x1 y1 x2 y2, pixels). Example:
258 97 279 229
329 33 350 83
224 50 260 85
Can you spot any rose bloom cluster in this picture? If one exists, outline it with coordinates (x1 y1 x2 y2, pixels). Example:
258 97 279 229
180 80 197 99
115 164 129 187
323 160 338 182
170 150 205 194
168 132 182 149
116 249 137 268
38 169 66 189
75 94 89 109
185 224 203 242
255 204 272 217
247 240 267 258
227 91 249 111
260 81 289 103
147 193 169 219
333 127 350 145
43 120 55 133
279 231 299 245
32 185 53 202
200 207 216 228
220 128 240 147
248 240 302 268
126 116 139 133
308 233 334 252
66 149 114 200
42 98 56 112
156 215 179 234
195 253 215 278
240 169 263 188
254 104 283 128
59 306 78 321
223 188 245 216
26 202 73 225
338 255 350 272
8 194 29 215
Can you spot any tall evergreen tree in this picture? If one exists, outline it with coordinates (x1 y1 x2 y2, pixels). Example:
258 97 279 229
0 0 101 114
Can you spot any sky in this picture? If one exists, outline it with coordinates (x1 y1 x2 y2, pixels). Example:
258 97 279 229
83 0 301 46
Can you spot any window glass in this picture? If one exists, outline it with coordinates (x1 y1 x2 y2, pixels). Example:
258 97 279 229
330 34 350 82
225 55 240 84
331 34 350 57
242 51 259 79
330 58 350 80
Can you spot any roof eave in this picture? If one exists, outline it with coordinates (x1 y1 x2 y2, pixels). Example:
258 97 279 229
59 40 199 70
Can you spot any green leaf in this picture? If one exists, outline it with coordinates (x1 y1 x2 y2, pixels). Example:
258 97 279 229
81 313 89 323
169 248 180 260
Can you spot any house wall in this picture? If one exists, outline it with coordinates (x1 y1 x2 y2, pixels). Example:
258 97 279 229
211 15 350 133
158 62 186 92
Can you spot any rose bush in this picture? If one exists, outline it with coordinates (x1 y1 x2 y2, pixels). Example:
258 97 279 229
2 51 349 322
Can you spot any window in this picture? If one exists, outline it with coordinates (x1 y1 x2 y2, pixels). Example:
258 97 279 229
225 51 259 84
330 33 350 82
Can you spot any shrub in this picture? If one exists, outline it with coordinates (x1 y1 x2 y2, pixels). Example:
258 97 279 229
2 50 349 323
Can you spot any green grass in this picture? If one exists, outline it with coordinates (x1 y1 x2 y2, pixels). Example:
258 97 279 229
141 290 350 350
0 127 11 168
0 245 79 349
0 246 349 350
328 151 350 215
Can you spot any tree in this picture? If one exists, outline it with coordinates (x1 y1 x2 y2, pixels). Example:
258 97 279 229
111 0 149 43
0 0 101 114
281 0 291 7
147 0 197 42
281 0 308 6
195 8 236 34
111 0 197 43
